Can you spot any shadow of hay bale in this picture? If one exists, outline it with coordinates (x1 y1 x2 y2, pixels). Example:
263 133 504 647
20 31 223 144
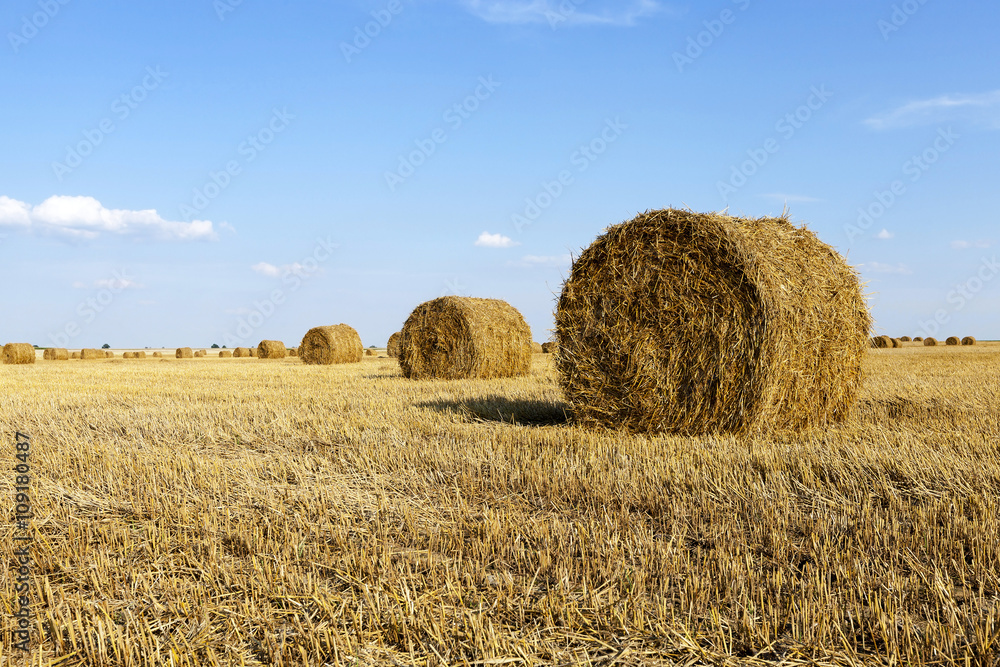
418 396 571 427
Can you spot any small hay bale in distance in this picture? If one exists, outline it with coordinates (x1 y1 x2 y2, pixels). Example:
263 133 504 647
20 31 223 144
81 349 103 360
386 332 401 358
924 337 938 346
532 341 543 354
3 343 35 365
541 342 557 354
871 335 892 349
249 348 257 357
288 347 297 357
43 348 69 361
891 338 902 348
106 351 114 358
122 352 133 359
554 208 871 436
257 340 287 359
962 336 976 346
900 336 911 342
153 352 162 358
299 324 363 365
71 351 81 359
233 347 251 357
176 347 193 359
194 349 207 357
913 337 923 342
946 336 960 346
397 296 532 380
219 350 233 358
136 351 147 359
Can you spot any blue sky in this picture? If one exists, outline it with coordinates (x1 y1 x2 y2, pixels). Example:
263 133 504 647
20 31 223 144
1 0 997 348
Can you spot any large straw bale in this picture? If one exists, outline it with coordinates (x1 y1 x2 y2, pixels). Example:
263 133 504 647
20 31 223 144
257 340 286 359
962 336 976 346
945 336 960 346
3 344 35 365
387 332 401 358
176 347 193 359
398 297 532 380
81 349 103 360
43 348 69 361
554 208 871 436
299 324 363 365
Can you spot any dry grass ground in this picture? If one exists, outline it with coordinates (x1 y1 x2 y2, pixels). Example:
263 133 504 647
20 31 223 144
0 346 998 665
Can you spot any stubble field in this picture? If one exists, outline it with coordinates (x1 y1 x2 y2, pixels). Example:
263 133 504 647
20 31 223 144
1 345 999 666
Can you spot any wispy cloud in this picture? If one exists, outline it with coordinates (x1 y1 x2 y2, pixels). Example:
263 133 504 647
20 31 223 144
951 239 994 250
865 90 1000 130
251 261 307 277
0 195 217 241
759 193 823 203
475 231 519 248
510 253 572 268
861 262 912 275
877 229 894 240
73 277 143 289
457 0 664 26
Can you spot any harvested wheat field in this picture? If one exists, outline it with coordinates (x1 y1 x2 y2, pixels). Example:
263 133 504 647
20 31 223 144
1 345 999 665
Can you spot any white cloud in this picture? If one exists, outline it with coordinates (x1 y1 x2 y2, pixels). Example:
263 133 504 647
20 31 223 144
475 231 518 248
73 277 142 289
865 90 1000 130
759 193 823 203
877 229 894 240
458 0 664 26
861 262 912 275
251 261 306 278
510 254 572 268
0 195 217 241
952 239 994 250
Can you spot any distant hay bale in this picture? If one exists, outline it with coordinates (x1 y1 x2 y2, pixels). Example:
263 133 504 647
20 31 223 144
219 350 233 358
249 348 257 357
43 348 69 361
913 337 923 342
946 336 960 346
122 352 133 359
106 351 114 358
532 341 543 353
153 352 162 358
871 335 892 349
891 338 902 348
136 351 147 359
398 296 532 380
196 350 208 357
257 340 287 359
962 336 976 346
3 344 35 365
80 349 104 360
71 351 80 359
899 336 911 342
299 324 363 365
364 348 377 356
923 337 938 346
387 332 401 358
176 347 193 359
233 347 252 358
541 342 557 354
554 209 871 435
288 347 298 357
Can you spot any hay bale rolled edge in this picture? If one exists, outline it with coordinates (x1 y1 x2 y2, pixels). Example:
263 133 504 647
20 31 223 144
386 332 401 358
554 208 871 435
299 324 363 365
71 351 80 359
398 296 532 380
257 340 287 359
899 336 912 342
3 343 36 365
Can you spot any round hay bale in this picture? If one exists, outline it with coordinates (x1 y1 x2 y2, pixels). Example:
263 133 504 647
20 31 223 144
962 336 976 346
871 335 891 349
219 350 233 358
288 347 298 357
249 347 257 357
899 336 911 342
43 348 69 361
541 342 557 354
945 336 960 346
176 347 193 359
364 348 377 357
233 347 251 358
554 209 871 435
3 343 36 365
106 351 114 358
532 341 543 354
913 337 923 342
299 324 363 365
136 351 147 359
71 351 81 359
81 349 103 360
153 352 162 358
923 337 938 346
257 340 287 359
386 332 401 358
891 338 902 348
123 352 134 359
398 296 532 380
